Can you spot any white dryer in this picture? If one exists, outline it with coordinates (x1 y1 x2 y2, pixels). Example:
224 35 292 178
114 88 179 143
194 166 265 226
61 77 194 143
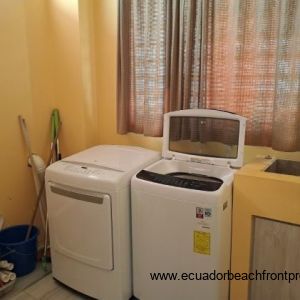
132 109 246 300
45 145 160 300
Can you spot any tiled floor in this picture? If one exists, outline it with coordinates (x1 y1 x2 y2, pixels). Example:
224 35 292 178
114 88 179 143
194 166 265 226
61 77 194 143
8 274 94 300
1 262 51 299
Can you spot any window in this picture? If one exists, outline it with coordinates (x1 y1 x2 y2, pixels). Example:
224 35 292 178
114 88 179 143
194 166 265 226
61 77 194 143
118 0 300 151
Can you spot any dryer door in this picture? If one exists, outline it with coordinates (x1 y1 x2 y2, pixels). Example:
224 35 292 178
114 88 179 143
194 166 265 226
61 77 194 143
47 182 113 270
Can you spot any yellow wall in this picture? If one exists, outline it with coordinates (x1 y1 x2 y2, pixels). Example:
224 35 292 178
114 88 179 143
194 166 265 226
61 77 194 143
0 0 53 228
48 0 99 155
0 0 98 228
93 0 300 164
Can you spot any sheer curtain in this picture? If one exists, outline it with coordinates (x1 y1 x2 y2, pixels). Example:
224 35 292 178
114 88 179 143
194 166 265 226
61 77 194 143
118 0 203 136
118 0 300 151
202 0 300 151
118 0 166 136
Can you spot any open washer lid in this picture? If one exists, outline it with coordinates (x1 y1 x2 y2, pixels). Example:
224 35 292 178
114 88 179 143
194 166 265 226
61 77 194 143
162 109 246 168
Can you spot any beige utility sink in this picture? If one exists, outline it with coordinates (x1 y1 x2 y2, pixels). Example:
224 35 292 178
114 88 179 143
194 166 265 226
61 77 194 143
265 159 300 176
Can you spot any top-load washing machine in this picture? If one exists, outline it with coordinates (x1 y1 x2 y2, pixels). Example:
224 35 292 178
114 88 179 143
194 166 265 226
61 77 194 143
131 109 246 300
45 145 160 300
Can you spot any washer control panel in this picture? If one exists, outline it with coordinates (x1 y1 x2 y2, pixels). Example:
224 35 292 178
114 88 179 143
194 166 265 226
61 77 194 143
136 170 223 191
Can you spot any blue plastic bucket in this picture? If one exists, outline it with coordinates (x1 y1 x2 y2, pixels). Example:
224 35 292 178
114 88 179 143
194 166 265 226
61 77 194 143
0 225 39 277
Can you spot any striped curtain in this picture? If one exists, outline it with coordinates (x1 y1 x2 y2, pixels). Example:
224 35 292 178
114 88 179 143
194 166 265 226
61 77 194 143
118 0 300 151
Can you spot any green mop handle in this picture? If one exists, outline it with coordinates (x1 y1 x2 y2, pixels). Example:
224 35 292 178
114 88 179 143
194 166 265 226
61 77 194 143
51 109 61 161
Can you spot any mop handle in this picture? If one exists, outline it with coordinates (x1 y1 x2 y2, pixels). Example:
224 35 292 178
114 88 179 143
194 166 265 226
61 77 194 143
25 122 62 241
18 116 40 175
18 116 33 156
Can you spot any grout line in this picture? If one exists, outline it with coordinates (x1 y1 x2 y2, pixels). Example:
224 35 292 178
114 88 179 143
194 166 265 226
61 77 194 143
24 291 39 300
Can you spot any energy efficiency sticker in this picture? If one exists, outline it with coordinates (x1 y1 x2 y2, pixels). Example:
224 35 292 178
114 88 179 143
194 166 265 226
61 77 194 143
193 231 211 255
